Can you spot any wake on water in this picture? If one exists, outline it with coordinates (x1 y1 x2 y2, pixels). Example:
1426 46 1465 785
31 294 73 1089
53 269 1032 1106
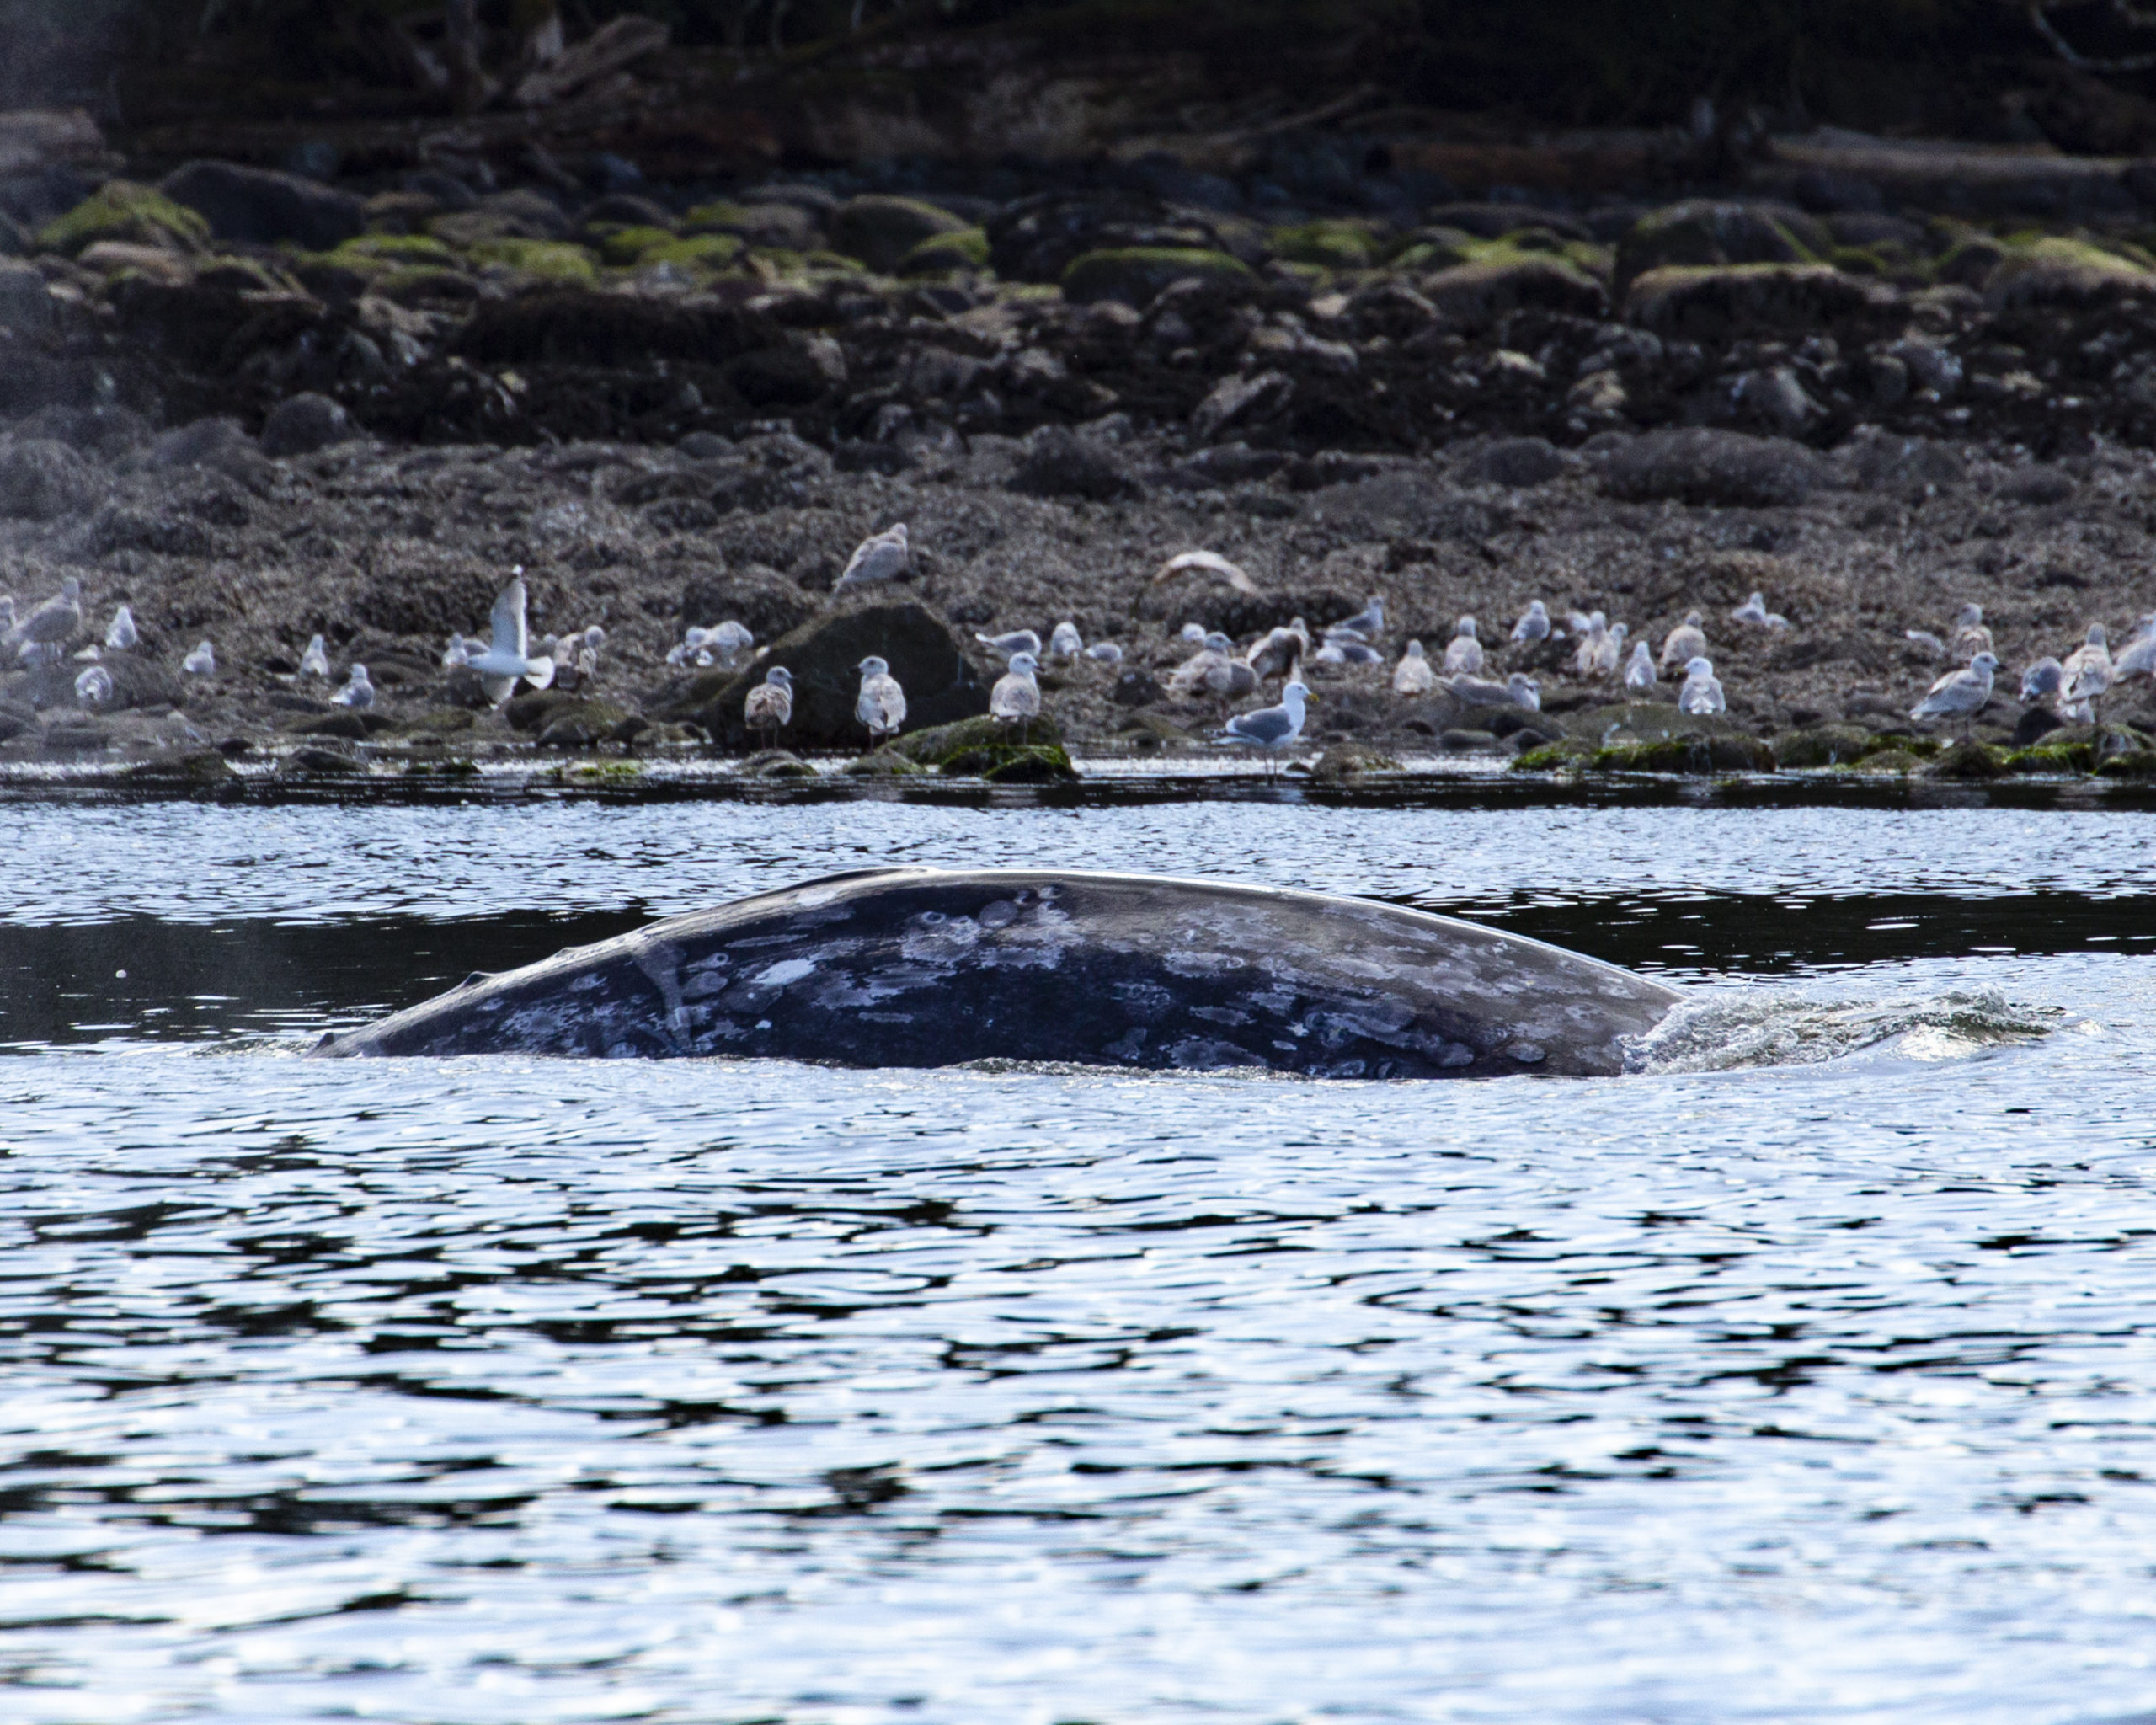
1625 985 2063 1076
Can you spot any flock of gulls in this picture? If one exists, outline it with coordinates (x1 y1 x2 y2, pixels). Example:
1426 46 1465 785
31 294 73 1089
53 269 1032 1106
6 516 2155 761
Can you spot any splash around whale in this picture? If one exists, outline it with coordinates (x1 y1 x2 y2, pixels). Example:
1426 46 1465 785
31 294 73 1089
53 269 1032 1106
315 868 1683 1078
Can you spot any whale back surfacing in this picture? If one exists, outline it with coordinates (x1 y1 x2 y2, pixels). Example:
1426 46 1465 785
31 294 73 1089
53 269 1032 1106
316 868 1681 1078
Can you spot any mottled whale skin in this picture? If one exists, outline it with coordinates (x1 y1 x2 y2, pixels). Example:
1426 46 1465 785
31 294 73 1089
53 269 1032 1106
316 868 1682 1078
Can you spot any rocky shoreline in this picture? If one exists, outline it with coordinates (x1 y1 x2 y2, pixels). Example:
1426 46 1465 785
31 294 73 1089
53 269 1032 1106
6 119 2156 782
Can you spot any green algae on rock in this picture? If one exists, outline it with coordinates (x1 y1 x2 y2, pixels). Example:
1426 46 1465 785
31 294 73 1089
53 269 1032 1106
38 181 210 257
1061 247 1258 307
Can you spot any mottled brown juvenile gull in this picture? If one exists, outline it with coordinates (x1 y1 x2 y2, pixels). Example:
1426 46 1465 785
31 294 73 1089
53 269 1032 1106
1910 651 1999 734
856 655 906 742
990 651 1041 727
1660 611 1706 670
744 665 792 747
835 522 909 593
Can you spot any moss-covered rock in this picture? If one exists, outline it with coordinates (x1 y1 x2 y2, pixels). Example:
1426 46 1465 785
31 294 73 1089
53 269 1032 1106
1061 247 1258 307
401 706 478 735
1984 235 2156 311
1614 200 1820 289
597 222 677 266
1417 257 1607 328
1510 738 1595 771
830 195 969 272
1306 743 1401 782
641 233 744 272
744 748 815 778
1854 747 1924 775
38 180 210 257
883 713 1077 780
1590 734 1776 773
2097 750 2156 777
1922 739 2008 778
1774 723 1881 767
900 227 990 275
1624 263 1874 338
467 238 597 283
844 746 927 776
1271 219 1385 270
328 232 459 270
684 200 819 250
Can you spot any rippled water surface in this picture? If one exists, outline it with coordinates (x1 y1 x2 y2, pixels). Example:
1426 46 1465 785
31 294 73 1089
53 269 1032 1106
3 801 2154 1723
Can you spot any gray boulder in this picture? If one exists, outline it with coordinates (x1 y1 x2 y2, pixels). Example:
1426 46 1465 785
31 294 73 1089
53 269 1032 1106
259 393 357 458
1601 427 1833 509
829 195 969 273
671 599 989 750
0 260 51 332
0 437 93 520
161 159 366 250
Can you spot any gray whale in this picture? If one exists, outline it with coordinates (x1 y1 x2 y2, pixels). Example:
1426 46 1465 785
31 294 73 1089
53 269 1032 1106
316 868 1682 1078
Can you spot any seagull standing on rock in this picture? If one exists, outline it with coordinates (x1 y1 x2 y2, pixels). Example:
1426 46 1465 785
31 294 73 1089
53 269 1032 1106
74 665 114 708
744 665 793 749
1660 611 1706 670
1731 591 1788 630
465 574 556 707
1085 642 1123 666
975 628 1043 663
1444 617 1484 676
1048 621 1084 661
7 576 81 665
2112 613 2156 682
1328 595 1385 640
332 665 376 709
1215 680 1311 772
1911 651 1999 736
990 651 1042 729
2061 625 2113 721
300 634 331 678
182 639 216 676
1444 670 1541 711
1511 600 1550 644
2021 656 2064 708
1678 656 1725 715
1393 640 1436 695
857 655 906 743
104 606 137 652
1625 640 1657 690
835 523 909 594
1949 603 1993 660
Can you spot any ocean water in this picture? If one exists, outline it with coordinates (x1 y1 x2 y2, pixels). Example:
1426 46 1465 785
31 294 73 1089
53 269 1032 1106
2 800 2153 1724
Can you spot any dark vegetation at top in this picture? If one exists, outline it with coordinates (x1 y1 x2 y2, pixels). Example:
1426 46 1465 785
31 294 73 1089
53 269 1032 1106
11 0 2156 152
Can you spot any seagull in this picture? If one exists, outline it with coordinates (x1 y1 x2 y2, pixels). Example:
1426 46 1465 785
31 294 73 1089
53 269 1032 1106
1048 621 1084 661
572 625 606 686
975 628 1043 664
464 574 556 706
990 651 1042 728
1393 639 1436 695
104 606 137 652
1572 615 1608 677
299 633 330 678
744 665 793 747
1948 603 1993 660
1153 548 1260 597
1443 616 1484 676
835 522 909 593
1246 621 1310 683
1660 611 1706 670
1731 591 1790 631
1085 642 1123 665
1179 622 1209 645
1593 621 1629 677
1677 655 1724 715
331 665 376 709
74 664 114 707
2113 614 2156 681
2021 656 2063 705
1624 640 1657 690
856 655 906 742
182 639 216 676
1318 640 1382 666
1904 628 1946 659
2061 624 2113 719
1214 680 1311 771
1326 595 1385 642
706 620 754 670
1172 633 1257 713
1910 650 1999 735
442 632 476 668
5 576 82 665
1444 671 1540 711
1511 600 1550 643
